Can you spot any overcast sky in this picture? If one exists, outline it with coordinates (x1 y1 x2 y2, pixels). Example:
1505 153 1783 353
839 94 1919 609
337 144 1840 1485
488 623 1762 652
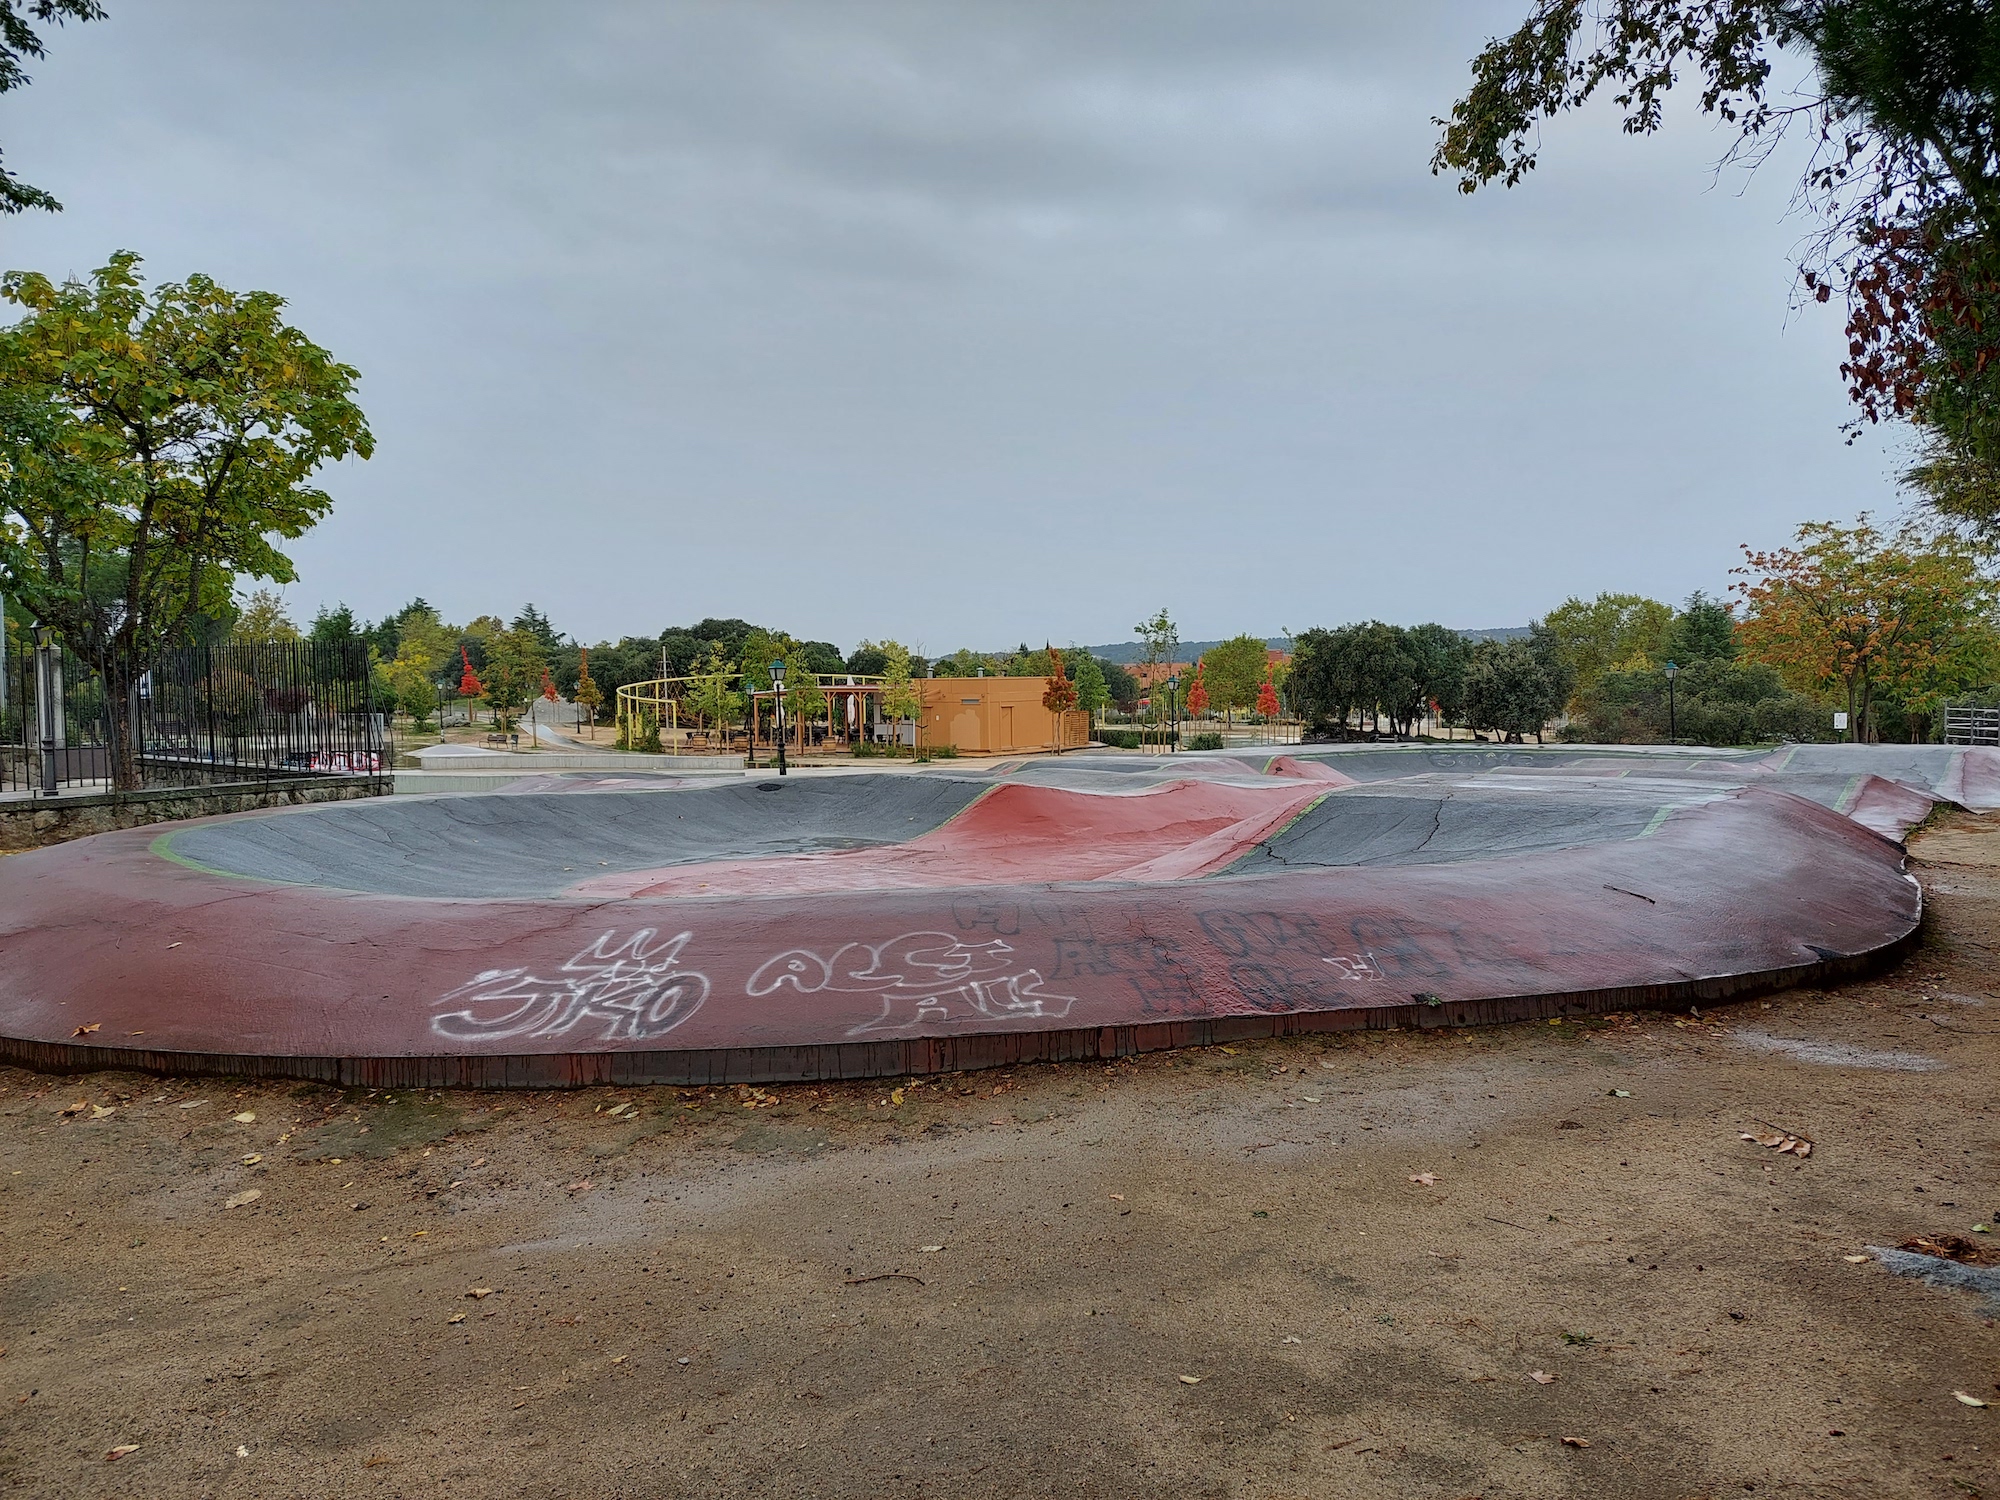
0 2 1903 651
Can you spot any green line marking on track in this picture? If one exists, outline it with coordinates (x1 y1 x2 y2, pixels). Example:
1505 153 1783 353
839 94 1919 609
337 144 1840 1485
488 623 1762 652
147 829 285 883
1635 804 1679 839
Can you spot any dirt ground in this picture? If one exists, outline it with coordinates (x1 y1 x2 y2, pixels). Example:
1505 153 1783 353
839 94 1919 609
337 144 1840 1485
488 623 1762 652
5 816 2000 1498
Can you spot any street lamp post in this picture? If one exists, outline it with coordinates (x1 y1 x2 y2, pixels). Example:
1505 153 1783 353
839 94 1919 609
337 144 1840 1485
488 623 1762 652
1166 674 1179 755
33 624 59 794
770 659 788 777
1664 661 1679 745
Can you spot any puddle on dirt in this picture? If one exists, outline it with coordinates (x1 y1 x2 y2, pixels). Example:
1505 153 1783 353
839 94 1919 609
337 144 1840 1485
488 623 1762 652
1728 1031 1944 1071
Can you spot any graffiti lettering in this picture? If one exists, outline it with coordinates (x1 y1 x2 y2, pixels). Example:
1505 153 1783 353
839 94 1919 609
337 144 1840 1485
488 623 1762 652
748 931 1076 1036
431 930 710 1042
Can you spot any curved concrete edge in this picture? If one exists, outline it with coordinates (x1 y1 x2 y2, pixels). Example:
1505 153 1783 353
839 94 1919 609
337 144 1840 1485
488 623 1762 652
0 912 1920 1090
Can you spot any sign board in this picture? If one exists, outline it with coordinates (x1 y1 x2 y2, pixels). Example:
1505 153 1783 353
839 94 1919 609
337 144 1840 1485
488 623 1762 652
1833 711 1849 730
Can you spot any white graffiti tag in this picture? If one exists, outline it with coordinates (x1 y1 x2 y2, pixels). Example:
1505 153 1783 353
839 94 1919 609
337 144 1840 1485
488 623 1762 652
1321 952 1386 982
431 930 710 1042
748 931 1077 1036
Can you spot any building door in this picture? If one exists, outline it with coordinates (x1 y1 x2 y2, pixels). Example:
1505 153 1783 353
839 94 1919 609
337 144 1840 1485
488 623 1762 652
998 706 1014 751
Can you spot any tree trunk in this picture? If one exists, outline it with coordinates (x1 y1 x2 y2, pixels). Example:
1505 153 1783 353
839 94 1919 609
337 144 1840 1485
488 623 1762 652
99 660 143 793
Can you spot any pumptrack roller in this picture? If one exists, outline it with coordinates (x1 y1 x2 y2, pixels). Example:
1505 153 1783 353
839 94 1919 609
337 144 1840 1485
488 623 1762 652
0 743 1989 1088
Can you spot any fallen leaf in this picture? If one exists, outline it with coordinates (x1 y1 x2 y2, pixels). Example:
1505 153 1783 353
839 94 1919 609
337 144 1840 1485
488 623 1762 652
889 1088 905 1106
1109 1193 1125 1201
234 1445 249 1458
470 1157 486 1167
1282 1335 1303 1345
1609 1089 1632 1098
1178 1375 1203 1385
178 1099 207 1109
1220 1047 1239 1055
447 1313 466 1325
59 1100 87 1117
1843 1254 1871 1264
71 1023 100 1037
467 1287 495 1299
232 1111 255 1123
1529 1371 1557 1385
1956 1391 1989 1408
1409 1173 1439 1187
165 942 181 949
609 1354 627 1364
224 1189 261 1209
1560 1435 1590 1448
241 1153 262 1165
918 1244 943 1253
89 1105 114 1119
105 1444 138 1460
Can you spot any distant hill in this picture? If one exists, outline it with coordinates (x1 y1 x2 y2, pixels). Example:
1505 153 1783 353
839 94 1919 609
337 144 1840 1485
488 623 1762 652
1083 638 1288 665
1082 628 1528 662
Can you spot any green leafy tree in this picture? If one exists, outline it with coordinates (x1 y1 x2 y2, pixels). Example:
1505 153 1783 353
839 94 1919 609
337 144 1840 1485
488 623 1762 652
478 626 546 732
686 645 742 734
309 602 360 645
1539 593 1674 710
1071 653 1109 722
878 640 921 750
1661 590 1739 664
0 2 103 215
1463 638 1566 743
230 587 299 644
388 649 438 729
1407 622 1472 730
0 253 371 787
1133 608 1179 711
1202 635 1269 726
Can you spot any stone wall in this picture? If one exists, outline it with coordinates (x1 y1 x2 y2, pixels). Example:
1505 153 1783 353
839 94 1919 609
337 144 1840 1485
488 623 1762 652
0 776 388 851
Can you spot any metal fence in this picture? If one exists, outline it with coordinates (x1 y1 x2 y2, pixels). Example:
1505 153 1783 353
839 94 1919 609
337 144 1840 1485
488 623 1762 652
1 639 389 796
1944 706 2000 747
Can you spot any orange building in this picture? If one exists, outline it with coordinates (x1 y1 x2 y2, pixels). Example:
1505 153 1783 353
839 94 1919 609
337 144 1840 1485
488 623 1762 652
918 677 1089 754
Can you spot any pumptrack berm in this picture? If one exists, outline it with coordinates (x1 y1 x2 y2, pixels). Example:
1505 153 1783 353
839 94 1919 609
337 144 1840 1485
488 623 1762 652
1 743 1992 1087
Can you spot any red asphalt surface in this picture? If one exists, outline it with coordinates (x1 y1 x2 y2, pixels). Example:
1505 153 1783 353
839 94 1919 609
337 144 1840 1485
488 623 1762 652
572 781 1328 897
0 781 1923 1086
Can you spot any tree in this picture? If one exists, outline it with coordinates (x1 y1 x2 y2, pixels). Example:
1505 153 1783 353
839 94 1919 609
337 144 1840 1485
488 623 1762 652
1735 516 2000 738
1071 653 1109 723
1407 622 1472 730
1041 645 1078 752
511 603 561 655
1463 638 1566 743
309 602 360 645
685 645 742 736
1184 658 1210 721
1202 634 1269 726
879 640 921 751
1133 607 1179 716
457 645 483 720
230 587 299 644
1435 3 2000 530
388 649 438 730
1661 590 1740 664
478 626 546 732
1256 663 1281 721
1539 593 1674 710
0 1 103 214
573 647 603 736
0 253 372 787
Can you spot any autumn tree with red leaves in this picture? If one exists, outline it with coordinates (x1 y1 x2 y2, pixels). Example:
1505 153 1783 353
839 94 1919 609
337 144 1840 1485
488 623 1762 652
1185 659 1210 721
1041 645 1078 753
1257 664 1281 721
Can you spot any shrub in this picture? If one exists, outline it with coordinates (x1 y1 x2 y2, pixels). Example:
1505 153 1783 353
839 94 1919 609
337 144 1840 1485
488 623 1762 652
1094 727 1177 749
1186 732 1224 751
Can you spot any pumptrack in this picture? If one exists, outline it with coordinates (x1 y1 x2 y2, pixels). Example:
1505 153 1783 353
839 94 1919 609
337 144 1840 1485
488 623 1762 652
0 743 1990 1087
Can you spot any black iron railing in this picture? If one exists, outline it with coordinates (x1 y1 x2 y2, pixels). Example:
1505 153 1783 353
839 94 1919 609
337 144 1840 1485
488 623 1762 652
1 638 389 796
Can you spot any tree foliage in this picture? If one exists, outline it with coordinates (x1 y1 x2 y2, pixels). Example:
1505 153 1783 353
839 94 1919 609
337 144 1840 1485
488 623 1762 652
1463 638 1568 742
230 587 298 644
1734 515 2000 737
0 253 371 785
1539 593 1673 709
